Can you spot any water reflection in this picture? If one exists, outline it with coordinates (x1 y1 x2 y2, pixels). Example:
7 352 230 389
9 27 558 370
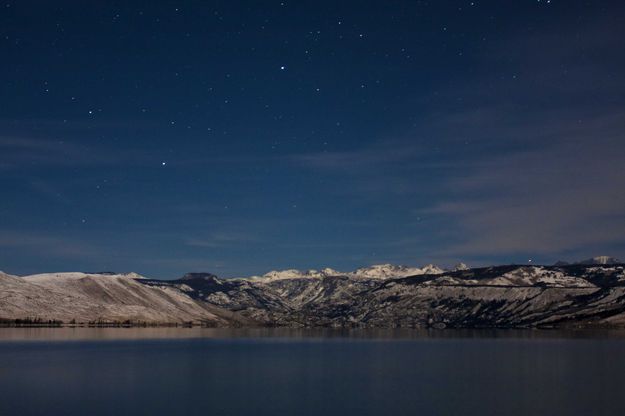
2 326 625 342
1 329 625 416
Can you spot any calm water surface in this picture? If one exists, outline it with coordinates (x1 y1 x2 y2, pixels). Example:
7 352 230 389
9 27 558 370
1 328 624 416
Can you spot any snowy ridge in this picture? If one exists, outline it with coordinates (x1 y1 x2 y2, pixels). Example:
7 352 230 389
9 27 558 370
241 263 446 281
25 272 146 282
424 266 596 288
349 263 445 279
159 263 625 328
0 271 20 281
1 271 247 325
3 260 625 328
248 268 342 281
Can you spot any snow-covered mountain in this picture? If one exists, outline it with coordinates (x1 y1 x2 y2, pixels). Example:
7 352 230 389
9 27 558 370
349 263 445 279
577 256 622 265
245 267 342 281
154 262 625 328
422 266 596 288
240 263 446 281
3 261 625 328
1 272 249 326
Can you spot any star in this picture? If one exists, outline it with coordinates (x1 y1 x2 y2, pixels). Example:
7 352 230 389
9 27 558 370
161 162 167 166
280 66 286 70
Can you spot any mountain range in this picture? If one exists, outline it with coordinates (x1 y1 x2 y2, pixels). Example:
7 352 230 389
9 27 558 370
1 257 624 328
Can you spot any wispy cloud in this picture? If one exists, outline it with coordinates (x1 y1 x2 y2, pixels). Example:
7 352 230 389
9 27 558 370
418 107 625 258
291 90 625 261
284 12 625 262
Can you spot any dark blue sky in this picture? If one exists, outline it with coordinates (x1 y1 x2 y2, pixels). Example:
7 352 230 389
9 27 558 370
1 1 624 278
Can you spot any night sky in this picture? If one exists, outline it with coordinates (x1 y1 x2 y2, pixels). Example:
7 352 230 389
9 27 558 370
1 1 624 278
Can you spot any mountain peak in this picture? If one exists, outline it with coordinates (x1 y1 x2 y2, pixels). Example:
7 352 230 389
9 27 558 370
181 272 219 281
453 263 469 271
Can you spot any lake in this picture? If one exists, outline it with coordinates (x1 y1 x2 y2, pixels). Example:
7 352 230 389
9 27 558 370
1 328 624 416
